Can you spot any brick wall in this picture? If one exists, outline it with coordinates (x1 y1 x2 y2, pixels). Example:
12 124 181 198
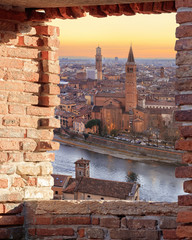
24 201 182 240
0 7 60 203
175 0 192 238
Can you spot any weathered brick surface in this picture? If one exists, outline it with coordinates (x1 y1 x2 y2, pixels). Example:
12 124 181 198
175 166 192 178
100 217 120 228
0 10 60 203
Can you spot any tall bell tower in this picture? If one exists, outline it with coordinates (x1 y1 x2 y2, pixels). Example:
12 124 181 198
125 45 137 112
95 46 102 80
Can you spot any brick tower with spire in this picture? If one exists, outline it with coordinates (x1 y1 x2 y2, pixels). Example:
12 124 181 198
95 46 102 80
125 46 137 112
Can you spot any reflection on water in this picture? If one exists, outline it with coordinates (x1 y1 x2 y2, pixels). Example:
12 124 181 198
53 143 184 202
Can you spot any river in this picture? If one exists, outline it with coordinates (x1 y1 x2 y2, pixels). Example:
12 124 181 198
53 142 184 202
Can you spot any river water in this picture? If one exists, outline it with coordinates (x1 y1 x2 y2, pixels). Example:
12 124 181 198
53 143 184 202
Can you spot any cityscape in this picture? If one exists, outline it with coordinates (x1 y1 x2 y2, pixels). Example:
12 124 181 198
52 45 183 202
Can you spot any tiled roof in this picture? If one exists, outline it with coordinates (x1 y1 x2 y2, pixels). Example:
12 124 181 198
74 177 136 199
52 174 71 187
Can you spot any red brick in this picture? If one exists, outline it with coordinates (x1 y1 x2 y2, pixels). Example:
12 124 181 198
34 216 51 225
6 70 39 82
175 166 192 178
41 74 60 84
0 104 7 114
176 25 192 38
0 8 26 21
0 46 39 59
176 225 192 238
0 164 15 174
178 195 192 206
18 36 42 47
175 94 192 106
176 51 192 66
27 177 37 186
42 51 59 61
0 57 23 69
35 25 60 36
92 217 100 225
126 219 157 230
0 228 10 239
0 81 24 92
36 227 74 236
24 82 40 93
39 118 60 129
7 192 23 202
41 84 60 95
110 229 160 239
8 92 38 105
0 138 20 151
78 228 85 237
175 39 192 51
160 217 177 229
182 152 192 164
28 228 36 236
2 116 19 126
36 141 60 151
179 125 192 137
39 96 60 107
27 106 54 116
0 204 4 213
43 61 60 74
8 153 22 162
24 152 55 162
176 0 192 8
4 203 23 214
0 20 16 31
177 211 192 223
8 104 26 115
43 37 60 49
52 216 91 225
175 110 192 122
175 139 192 151
0 215 24 225
176 11 192 24
100 217 120 228
176 65 192 78
0 91 7 102
27 129 53 140
0 32 18 45
0 152 8 163
19 116 38 128
12 177 25 187
163 229 178 239
184 180 192 193
0 179 8 188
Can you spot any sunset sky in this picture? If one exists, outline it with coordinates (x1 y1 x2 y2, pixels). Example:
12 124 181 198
52 12 177 59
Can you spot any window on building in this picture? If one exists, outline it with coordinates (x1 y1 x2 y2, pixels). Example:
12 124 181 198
55 191 58 195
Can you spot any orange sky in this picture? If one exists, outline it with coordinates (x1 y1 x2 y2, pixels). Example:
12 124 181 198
52 12 177 59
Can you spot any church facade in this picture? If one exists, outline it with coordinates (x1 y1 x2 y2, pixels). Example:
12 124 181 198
92 46 148 134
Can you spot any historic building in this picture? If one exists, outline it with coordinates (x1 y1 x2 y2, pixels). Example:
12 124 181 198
95 46 102 80
62 158 140 201
92 46 147 133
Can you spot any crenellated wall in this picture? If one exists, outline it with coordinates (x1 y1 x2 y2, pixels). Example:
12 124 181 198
0 7 60 203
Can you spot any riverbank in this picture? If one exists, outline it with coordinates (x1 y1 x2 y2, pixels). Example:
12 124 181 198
54 134 182 165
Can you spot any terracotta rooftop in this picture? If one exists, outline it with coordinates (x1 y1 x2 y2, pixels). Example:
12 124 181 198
75 158 90 164
73 177 137 199
52 174 71 187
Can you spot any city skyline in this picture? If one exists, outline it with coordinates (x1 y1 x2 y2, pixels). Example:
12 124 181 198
53 12 177 59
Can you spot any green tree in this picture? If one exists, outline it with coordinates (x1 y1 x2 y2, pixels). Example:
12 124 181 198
110 129 119 137
126 171 139 182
